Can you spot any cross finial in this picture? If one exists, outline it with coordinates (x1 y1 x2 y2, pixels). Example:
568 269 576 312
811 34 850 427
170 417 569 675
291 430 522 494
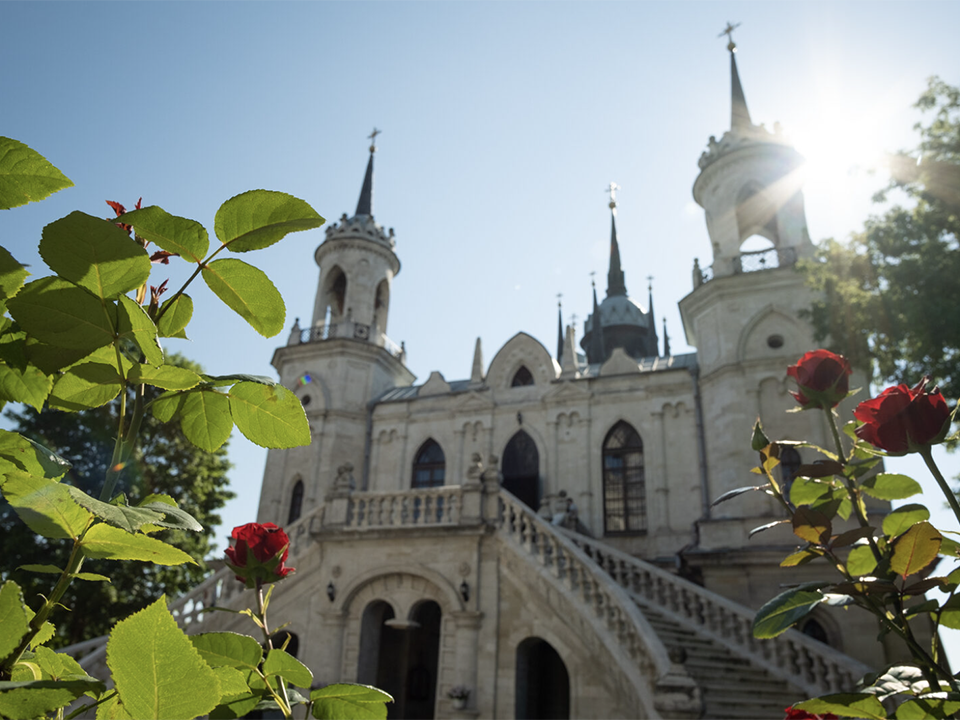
647 274 654 292
570 312 578 326
589 270 597 288
605 181 620 209
557 292 563 308
368 127 381 152
719 21 741 52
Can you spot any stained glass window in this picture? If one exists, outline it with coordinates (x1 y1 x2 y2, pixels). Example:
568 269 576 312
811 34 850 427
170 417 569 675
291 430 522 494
603 422 646 534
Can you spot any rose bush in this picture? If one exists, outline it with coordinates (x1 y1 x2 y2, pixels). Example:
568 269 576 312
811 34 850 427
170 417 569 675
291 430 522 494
786 349 852 410
853 377 951 454
225 522 295 588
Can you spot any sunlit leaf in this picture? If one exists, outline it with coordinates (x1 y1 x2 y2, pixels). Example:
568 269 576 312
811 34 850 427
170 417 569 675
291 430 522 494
156 294 193 339
128 363 201 391
882 504 930 538
0 580 30 662
39 211 150 299
64 486 165 534
118 206 209 264
792 506 831 545
229 382 309 448
0 430 70 479
179 389 233 451
190 632 263 671
0 245 29 300
890 521 942 578
0 136 73 209
861 473 923 501
48 362 122 411
202 258 284 337
80 524 196 565
311 684 392 720
753 587 823 638
793 694 886 719
0 363 51 411
117 295 163 366
845 545 878 576
8 277 116 352
3 470 93 539
215 190 324 253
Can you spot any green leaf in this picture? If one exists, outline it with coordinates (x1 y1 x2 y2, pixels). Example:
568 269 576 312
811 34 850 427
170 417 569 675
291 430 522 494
129 363 201 391
18 564 61 574
792 506 832 544
262 648 313 688
846 545 878 576
0 679 102 719
23 606 55 649
151 391 184 422
215 190 324 253
0 580 30 663
97 692 135 719
33 646 87 680
0 430 71 479
179 389 233 451
710 484 767 508
750 419 769 451
189 632 263 671
23 337 91 375
882 504 930 538
897 699 960 719
861 473 923 501
74 572 111 582
752 587 824 638
0 362 51 411
0 136 73 209
229 382 309 449
793 694 887 719
890 521 942 578
156 294 193 339
3 470 93 539
203 373 276 387
117 295 163 366
140 501 203 532
202 258 285 337
311 684 392 720
108 596 220 720
117 206 209 264
48 362 122 411
39 211 151 299
80 523 197 565
790 478 832 507
0 246 29 300
780 549 820 567
210 694 262 719
64 486 165 534
8 276 116 352
210 665 250 701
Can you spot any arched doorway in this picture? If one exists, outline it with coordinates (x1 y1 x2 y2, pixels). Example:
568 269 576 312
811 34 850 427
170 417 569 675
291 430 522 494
357 599 442 720
502 431 540 510
515 637 569 719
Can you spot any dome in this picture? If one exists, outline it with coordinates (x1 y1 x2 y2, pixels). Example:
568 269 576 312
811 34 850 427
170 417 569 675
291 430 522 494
585 295 650 333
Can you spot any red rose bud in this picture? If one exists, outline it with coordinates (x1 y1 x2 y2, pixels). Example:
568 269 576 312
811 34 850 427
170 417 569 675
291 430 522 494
224 522 295 588
853 377 951 455
786 350 852 410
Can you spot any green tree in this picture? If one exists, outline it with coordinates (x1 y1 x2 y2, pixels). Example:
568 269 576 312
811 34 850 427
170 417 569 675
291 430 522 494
803 77 960 401
0 354 233 646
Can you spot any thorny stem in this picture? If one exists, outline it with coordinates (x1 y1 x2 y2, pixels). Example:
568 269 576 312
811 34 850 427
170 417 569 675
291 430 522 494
256 582 292 718
920 446 960 530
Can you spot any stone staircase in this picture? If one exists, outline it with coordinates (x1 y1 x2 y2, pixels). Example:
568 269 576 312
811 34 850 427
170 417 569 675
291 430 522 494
641 604 801 719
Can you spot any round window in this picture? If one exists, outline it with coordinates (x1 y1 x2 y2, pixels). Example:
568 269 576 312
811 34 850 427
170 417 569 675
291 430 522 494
766 334 784 349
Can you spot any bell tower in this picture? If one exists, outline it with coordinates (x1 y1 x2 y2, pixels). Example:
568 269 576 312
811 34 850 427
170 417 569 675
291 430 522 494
257 131 415 526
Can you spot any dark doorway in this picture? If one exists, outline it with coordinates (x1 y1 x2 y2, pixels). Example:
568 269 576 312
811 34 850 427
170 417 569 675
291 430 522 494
515 637 570 719
502 431 540 510
357 599 442 720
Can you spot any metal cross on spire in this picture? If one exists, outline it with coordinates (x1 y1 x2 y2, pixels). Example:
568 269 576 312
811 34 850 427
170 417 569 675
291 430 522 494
605 182 620 209
368 127 381 152
589 270 597 287
557 292 563 308
719 21 741 51
647 274 654 292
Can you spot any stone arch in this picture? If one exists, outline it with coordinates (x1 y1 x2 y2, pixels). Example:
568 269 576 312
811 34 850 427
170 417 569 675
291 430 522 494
337 565 464 618
736 304 812 364
287 476 304 524
500 428 545 510
486 332 559 389
372 279 390 334
515 636 570 719
320 265 347 323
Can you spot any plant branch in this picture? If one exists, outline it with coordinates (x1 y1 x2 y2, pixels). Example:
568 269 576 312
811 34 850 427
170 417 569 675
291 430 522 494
920 446 960 530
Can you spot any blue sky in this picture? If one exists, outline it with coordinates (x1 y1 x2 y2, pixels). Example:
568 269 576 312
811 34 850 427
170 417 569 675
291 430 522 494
4 0 960 646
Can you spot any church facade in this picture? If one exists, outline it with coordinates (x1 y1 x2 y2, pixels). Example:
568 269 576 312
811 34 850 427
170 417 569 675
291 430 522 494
182 43 902 719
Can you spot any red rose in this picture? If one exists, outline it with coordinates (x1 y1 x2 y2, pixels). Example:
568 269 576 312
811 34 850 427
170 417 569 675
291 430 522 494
786 350 852 410
224 522 295 588
853 377 951 455
785 708 838 720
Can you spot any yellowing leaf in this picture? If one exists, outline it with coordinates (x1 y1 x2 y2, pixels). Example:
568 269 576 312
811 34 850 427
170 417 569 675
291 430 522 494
891 521 942 578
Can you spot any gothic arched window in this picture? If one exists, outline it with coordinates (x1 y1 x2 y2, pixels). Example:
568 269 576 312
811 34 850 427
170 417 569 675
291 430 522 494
412 439 445 489
779 446 802 505
511 366 534 387
603 421 646 534
288 480 304 524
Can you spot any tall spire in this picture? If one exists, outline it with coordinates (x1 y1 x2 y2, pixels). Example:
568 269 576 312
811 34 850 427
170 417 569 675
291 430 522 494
647 277 659 357
556 295 564 363
355 127 380 217
605 182 627 297
663 317 671 357
719 23 753 132
589 278 605 363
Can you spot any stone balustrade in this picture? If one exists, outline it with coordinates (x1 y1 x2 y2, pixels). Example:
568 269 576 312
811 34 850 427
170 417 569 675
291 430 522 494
342 487 463 529
562 530 870 698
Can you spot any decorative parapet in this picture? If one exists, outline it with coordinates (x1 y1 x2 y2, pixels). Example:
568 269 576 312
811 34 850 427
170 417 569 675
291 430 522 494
693 246 798 289
697 123 790 170
320 486 476 531
324 212 395 249
292 320 404 361
562 531 871 699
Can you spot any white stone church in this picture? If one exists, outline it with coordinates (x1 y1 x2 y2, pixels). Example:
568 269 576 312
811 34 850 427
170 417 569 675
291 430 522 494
79 42 912 719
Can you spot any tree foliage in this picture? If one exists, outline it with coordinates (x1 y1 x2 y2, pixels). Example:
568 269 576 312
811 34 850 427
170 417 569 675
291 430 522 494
0 354 233 646
803 77 960 401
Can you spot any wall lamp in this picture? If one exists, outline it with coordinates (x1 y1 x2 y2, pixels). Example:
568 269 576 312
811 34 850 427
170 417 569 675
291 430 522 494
459 580 470 603
326 581 336 602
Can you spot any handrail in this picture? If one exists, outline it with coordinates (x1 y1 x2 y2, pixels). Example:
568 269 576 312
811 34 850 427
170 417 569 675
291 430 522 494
497 491 700 718
561 529 870 697
341 486 464 529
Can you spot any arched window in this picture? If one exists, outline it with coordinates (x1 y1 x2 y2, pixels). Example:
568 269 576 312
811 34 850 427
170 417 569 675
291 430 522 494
511 366 534 387
603 422 646 534
801 617 829 645
287 480 304 524
322 266 347 322
779 446 802 505
412 440 445 488
502 431 540 509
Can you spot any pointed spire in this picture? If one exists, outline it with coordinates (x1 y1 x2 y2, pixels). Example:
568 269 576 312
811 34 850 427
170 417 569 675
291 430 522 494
355 128 380 217
560 325 580 379
590 279 606 363
605 182 627 297
470 337 484 385
663 316 671 357
556 295 564 363
719 23 753 132
647 277 659 357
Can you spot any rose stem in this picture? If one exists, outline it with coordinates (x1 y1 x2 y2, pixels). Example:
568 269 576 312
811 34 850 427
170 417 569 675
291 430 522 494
920 446 960 530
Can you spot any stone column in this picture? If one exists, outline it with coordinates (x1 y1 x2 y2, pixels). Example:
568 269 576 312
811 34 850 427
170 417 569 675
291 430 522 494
450 610 483 714
652 408 670 533
314 608 348 686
